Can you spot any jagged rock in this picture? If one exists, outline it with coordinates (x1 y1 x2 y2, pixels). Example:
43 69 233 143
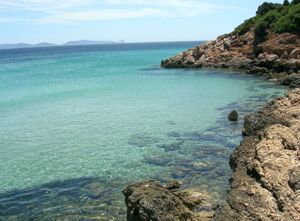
281 73 300 88
281 51 289 59
258 52 267 60
289 166 300 191
163 180 182 190
223 39 231 50
289 48 300 59
215 89 300 221
184 56 196 65
123 181 193 221
265 53 279 61
247 66 269 75
228 110 238 122
123 181 214 221
161 31 300 86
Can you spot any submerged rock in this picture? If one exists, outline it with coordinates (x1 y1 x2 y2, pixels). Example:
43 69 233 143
228 110 238 122
157 140 184 152
143 154 172 166
128 134 160 148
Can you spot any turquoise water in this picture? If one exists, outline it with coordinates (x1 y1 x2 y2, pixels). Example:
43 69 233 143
0 43 286 220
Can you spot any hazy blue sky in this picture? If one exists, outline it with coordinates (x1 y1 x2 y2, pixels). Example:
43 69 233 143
0 0 283 44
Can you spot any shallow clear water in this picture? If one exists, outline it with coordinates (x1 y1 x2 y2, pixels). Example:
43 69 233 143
0 42 286 220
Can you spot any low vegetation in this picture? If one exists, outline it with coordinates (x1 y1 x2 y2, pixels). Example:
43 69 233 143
234 0 300 35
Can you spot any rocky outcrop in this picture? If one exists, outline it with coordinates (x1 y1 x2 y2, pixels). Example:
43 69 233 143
161 32 300 88
215 89 300 221
123 181 214 221
123 90 300 221
126 6 300 219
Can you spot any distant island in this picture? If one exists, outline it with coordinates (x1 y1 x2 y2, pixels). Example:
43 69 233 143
0 40 125 50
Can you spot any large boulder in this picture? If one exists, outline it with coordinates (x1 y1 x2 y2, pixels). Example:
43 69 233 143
123 181 214 221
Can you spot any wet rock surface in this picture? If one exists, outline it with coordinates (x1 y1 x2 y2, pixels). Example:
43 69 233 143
215 89 300 221
161 32 300 88
228 110 238 122
123 181 214 221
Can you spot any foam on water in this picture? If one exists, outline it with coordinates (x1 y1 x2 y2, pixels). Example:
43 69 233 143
0 42 287 220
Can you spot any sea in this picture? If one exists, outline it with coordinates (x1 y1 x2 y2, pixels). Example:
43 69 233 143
0 42 287 220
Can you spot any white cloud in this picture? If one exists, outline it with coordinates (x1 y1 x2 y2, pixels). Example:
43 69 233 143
105 0 229 13
38 8 169 24
0 0 89 12
0 0 84 8
1 0 237 24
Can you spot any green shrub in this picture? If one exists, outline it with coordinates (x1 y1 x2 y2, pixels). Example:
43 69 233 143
234 17 256 35
258 10 281 28
254 22 268 55
256 2 281 16
274 3 300 32
233 1 300 36
291 0 300 4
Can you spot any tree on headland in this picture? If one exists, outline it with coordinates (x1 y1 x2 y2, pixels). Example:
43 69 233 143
253 22 268 55
256 2 281 16
235 1 300 35
283 0 289 6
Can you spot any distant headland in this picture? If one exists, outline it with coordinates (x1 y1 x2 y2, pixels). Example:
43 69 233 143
0 40 125 50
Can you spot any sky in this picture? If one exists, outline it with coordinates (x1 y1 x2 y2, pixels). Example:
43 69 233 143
0 0 284 44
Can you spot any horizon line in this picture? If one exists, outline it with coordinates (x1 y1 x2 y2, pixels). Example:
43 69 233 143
0 40 208 50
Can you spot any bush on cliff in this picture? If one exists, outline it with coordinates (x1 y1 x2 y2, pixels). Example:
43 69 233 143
274 4 300 33
292 0 300 4
234 18 256 35
284 0 290 6
234 1 300 35
254 22 268 55
256 2 281 16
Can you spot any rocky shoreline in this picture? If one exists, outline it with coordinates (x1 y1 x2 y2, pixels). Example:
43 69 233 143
161 32 300 88
214 88 300 221
123 89 300 221
124 32 300 221
124 3 300 219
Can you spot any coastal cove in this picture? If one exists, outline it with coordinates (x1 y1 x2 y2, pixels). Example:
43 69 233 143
125 2 300 220
0 42 288 220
